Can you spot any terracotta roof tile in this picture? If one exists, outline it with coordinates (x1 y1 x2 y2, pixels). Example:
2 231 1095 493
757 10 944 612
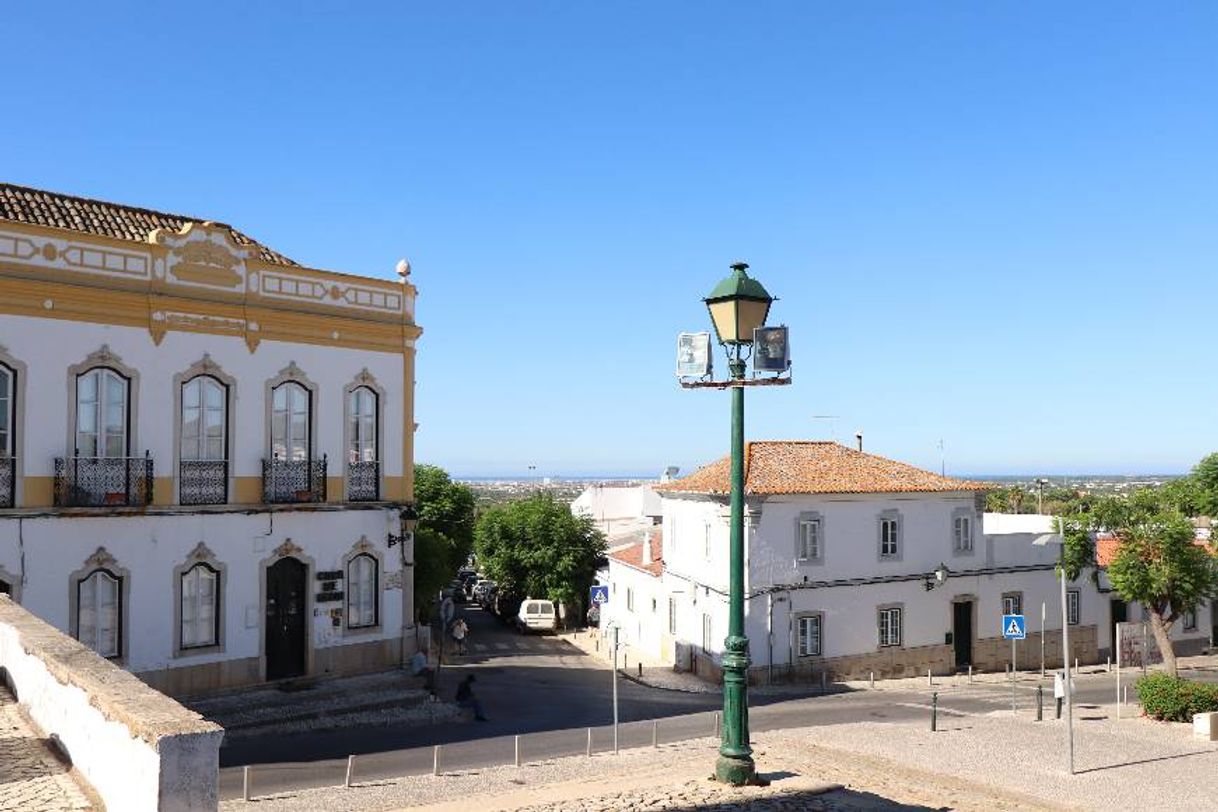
608 528 663 577
0 183 298 266
1096 531 1210 567
656 441 988 496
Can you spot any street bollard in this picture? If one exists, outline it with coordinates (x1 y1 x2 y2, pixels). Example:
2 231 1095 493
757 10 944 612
638 663 642 678
433 745 441 776
345 755 354 788
1075 657 1079 674
586 727 593 757
713 711 720 738
968 664 973 684
596 639 600 652
821 671 827 693
927 668 933 687
624 654 628 670
1036 685 1043 721
514 735 521 768
652 720 658 748
1106 656 1111 673
869 671 875 689
243 766 251 802
931 692 938 731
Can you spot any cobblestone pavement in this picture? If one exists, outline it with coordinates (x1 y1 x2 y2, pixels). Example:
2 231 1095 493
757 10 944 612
0 688 93 812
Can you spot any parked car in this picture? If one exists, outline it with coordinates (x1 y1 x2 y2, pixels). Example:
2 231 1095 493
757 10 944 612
493 588 524 624
516 599 558 634
471 579 494 603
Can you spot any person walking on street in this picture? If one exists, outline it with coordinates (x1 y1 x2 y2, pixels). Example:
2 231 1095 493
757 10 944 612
409 648 435 695
456 674 488 721
451 617 469 655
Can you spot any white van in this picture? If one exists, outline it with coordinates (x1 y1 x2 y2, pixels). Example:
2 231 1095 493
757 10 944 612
516 599 557 634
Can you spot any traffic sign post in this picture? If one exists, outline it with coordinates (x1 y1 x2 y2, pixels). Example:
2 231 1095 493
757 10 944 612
590 585 609 607
1003 615 1026 713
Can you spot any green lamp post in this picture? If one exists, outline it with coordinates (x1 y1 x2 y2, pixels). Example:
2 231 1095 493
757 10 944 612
703 261 774 786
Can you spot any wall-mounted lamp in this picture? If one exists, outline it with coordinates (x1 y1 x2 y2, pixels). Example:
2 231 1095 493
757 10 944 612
388 504 420 564
924 562 950 591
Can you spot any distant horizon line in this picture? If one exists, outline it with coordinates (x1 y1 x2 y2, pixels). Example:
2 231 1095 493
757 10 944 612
452 471 1188 482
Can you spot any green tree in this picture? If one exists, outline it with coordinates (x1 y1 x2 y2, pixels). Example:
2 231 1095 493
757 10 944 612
412 464 476 620
1105 501 1218 677
474 492 606 624
1189 453 1218 518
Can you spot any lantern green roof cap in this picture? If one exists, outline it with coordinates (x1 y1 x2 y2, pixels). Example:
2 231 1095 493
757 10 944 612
704 262 773 303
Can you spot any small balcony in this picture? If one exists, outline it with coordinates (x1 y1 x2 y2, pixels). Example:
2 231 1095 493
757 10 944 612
54 452 154 508
0 456 14 509
262 455 327 504
346 460 381 502
179 460 229 506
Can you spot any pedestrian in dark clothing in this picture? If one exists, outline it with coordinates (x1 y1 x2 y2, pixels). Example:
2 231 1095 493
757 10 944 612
456 674 488 721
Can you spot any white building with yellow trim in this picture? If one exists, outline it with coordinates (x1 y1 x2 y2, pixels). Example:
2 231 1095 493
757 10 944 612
0 183 421 696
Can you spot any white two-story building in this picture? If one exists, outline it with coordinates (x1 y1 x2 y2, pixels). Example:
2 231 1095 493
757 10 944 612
605 441 1113 683
0 183 422 696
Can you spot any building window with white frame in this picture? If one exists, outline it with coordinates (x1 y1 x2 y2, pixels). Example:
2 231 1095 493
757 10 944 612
878 606 902 647
879 515 900 559
1183 607 1197 632
1002 592 1022 617
0 362 13 457
668 596 677 635
180 563 219 649
76 368 128 458
797 517 821 563
271 381 311 461
797 614 822 657
953 514 973 552
347 554 378 629
704 523 712 560
180 375 228 505
77 569 121 658
0 362 13 509
702 613 713 652
626 587 635 612
346 386 379 501
1067 589 1080 625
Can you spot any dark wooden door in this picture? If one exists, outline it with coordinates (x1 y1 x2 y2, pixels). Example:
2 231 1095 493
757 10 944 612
953 600 973 668
266 557 307 680
1111 599 1127 627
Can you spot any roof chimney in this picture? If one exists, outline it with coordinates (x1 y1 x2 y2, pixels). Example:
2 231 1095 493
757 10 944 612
641 530 652 566
855 432 863 452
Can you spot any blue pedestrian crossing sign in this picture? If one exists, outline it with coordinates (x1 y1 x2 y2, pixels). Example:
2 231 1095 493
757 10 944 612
1002 614 1026 640
590 585 609 606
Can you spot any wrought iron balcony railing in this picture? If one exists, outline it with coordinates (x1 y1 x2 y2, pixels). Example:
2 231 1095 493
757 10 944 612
54 452 154 508
262 455 327 504
180 459 229 506
0 456 14 509
346 460 381 502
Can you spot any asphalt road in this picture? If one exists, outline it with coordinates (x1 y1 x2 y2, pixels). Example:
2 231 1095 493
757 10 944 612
217 603 1171 802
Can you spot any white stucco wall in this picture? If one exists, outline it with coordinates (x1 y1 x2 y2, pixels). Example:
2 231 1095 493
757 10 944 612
0 313 405 483
0 597 223 811
0 507 405 674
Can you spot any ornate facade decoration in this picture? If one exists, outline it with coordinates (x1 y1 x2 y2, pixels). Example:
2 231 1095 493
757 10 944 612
273 538 304 559
84 546 118 569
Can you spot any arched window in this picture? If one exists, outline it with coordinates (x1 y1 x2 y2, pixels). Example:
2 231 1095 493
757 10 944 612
271 382 310 461
76 368 129 458
347 387 377 464
0 362 13 458
180 563 220 649
181 376 226 462
347 554 378 629
77 569 121 657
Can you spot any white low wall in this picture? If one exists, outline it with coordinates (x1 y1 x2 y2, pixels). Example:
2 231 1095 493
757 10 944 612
0 596 224 811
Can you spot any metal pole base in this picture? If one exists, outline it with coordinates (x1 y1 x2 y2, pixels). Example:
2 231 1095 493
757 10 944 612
715 753 758 786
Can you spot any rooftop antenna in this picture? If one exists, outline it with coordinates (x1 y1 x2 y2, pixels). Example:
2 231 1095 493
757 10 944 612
811 415 840 443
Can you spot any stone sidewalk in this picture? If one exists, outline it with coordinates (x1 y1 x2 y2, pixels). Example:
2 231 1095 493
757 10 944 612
0 687 93 812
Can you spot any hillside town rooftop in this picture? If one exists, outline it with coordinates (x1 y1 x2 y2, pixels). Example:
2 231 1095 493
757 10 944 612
0 182 299 266
656 440 989 496
608 528 664 576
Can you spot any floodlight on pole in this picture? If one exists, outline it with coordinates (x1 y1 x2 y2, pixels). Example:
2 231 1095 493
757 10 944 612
1033 524 1074 775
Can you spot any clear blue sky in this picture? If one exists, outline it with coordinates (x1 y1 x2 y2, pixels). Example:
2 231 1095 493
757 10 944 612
4 4 1216 478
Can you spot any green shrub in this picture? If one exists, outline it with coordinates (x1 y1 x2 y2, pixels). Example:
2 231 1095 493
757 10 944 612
1136 673 1218 722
